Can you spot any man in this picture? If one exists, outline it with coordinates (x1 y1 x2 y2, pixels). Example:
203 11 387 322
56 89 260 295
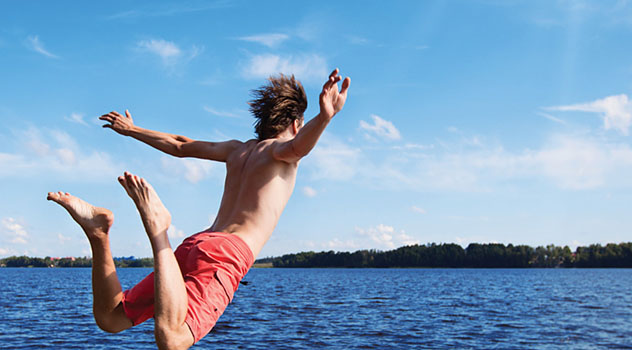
47 69 350 349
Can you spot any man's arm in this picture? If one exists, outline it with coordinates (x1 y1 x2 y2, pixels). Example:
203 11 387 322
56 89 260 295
99 110 241 162
273 68 350 163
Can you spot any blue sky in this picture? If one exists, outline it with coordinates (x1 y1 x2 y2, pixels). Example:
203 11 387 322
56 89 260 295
1 0 632 259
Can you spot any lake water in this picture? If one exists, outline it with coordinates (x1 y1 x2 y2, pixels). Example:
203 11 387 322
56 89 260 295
1 268 631 349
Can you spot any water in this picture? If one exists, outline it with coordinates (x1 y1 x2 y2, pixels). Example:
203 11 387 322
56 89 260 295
1 268 631 349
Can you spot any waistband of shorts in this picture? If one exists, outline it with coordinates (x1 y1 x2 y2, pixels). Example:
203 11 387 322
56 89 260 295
199 230 254 267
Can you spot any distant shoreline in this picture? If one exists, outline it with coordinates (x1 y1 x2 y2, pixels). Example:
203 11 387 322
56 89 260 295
3 242 631 268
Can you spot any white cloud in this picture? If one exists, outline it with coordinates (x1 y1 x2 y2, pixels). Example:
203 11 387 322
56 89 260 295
203 106 241 118
537 112 567 125
237 33 289 48
324 238 359 251
138 39 181 60
161 156 217 183
65 112 88 126
411 206 426 214
355 224 419 250
168 224 185 239
0 247 16 256
0 127 122 181
546 94 632 135
346 35 371 45
57 233 72 244
393 143 434 151
2 217 29 244
305 134 362 181
306 127 632 192
26 35 59 59
302 186 317 197
359 114 401 141
136 38 201 67
106 3 228 20
242 53 328 82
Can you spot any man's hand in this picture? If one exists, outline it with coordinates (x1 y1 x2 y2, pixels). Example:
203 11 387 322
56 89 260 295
319 68 350 120
100 110 135 136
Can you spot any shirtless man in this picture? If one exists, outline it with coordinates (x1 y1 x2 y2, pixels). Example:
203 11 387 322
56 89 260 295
47 69 350 349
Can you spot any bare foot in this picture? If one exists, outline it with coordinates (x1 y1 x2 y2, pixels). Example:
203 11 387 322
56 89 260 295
47 192 114 239
118 172 171 240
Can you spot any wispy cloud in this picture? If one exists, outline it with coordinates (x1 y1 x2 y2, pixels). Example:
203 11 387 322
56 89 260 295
168 224 185 239
538 111 567 125
305 134 362 181
26 35 59 59
2 217 29 244
237 33 289 48
546 94 632 135
57 233 72 244
359 114 401 141
305 128 632 192
355 224 419 250
346 35 371 46
411 206 427 214
107 2 230 20
0 127 122 181
137 39 181 64
302 186 317 197
160 156 218 183
242 53 328 82
203 106 241 118
136 38 202 68
65 112 88 126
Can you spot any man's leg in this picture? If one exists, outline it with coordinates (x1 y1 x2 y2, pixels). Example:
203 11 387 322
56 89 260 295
118 172 194 350
47 192 132 333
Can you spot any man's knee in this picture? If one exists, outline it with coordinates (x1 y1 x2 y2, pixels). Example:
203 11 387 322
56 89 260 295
154 321 193 350
95 316 126 334
94 306 132 334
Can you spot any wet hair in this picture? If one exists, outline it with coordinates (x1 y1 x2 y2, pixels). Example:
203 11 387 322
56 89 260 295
249 74 307 140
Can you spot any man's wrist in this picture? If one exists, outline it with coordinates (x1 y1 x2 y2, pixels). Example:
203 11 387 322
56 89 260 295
317 111 334 123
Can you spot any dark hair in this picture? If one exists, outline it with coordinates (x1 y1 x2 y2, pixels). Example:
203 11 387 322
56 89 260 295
249 74 307 140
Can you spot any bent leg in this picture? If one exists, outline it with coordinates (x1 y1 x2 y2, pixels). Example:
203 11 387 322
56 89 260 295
119 172 194 350
47 192 132 333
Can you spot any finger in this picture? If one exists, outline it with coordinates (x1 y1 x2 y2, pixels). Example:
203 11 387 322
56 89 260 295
99 115 114 122
329 68 339 79
323 75 336 91
340 77 351 95
125 110 131 118
111 111 123 117
102 124 112 129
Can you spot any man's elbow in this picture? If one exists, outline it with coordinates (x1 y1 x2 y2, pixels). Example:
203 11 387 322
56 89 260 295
172 143 187 158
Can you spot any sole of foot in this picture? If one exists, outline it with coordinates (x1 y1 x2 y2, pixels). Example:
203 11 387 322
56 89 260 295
118 172 171 239
47 192 114 238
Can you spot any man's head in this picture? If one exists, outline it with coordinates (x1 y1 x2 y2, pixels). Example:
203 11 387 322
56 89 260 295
249 74 307 141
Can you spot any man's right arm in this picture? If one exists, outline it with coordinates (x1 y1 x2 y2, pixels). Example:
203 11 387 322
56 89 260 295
100 110 241 162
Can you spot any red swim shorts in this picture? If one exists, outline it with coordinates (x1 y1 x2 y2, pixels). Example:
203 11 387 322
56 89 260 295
120 230 254 343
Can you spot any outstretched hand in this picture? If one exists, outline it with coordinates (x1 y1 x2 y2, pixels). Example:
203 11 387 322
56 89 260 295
319 68 350 120
100 110 135 136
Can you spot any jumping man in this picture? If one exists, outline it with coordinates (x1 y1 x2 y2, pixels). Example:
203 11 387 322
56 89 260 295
47 69 350 349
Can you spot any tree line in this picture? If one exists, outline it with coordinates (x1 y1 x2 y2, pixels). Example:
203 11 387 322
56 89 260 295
264 242 632 268
0 256 154 268
3 242 631 268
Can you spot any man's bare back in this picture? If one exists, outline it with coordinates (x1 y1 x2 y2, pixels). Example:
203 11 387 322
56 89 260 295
210 138 299 257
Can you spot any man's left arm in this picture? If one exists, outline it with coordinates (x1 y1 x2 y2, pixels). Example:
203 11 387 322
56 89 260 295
273 69 350 163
